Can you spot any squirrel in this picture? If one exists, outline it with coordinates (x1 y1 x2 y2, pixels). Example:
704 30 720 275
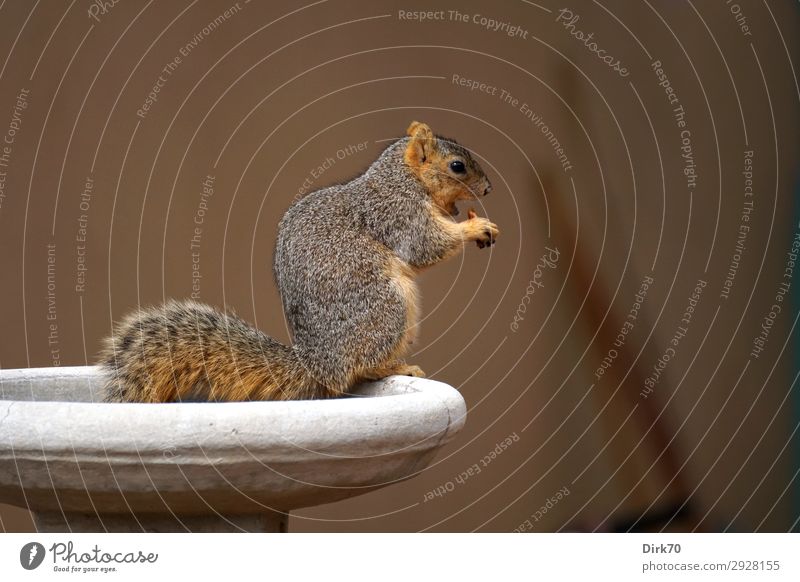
99 121 498 402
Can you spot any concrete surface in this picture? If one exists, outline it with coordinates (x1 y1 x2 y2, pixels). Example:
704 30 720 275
0 366 465 532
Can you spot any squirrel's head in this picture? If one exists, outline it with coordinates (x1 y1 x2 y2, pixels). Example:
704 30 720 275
403 121 492 216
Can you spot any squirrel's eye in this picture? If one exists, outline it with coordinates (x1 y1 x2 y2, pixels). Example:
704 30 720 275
449 160 466 174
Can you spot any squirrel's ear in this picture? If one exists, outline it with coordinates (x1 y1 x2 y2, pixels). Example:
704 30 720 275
404 121 436 169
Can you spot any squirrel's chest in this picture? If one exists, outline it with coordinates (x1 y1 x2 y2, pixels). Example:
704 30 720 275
386 257 420 345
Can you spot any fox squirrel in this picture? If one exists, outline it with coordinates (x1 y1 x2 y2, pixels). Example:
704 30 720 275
99 121 498 402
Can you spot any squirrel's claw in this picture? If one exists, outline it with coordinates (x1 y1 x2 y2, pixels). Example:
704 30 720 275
477 231 496 249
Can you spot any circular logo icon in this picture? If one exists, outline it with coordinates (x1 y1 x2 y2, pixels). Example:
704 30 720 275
20 542 46 570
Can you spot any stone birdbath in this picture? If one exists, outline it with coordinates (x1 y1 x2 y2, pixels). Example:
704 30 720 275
0 366 465 532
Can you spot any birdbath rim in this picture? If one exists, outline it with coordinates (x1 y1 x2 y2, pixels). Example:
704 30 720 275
0 366 467 532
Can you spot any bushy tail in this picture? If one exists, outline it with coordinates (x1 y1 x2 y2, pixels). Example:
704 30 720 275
98 300 328 403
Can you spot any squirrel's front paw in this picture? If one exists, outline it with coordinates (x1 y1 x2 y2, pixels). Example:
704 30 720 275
467 209 499 249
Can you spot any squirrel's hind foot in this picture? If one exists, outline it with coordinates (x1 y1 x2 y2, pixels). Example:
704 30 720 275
360 361 426 381
395 364 425 378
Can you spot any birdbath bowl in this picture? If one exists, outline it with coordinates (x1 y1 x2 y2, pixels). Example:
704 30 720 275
0 366 465 532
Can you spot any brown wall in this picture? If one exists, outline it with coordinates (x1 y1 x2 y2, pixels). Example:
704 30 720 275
1 0 798 532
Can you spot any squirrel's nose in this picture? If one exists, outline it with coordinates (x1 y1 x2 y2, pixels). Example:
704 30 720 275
483 183 492 196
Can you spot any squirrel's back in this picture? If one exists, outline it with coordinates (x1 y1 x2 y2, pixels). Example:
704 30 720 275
273 141 427 393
